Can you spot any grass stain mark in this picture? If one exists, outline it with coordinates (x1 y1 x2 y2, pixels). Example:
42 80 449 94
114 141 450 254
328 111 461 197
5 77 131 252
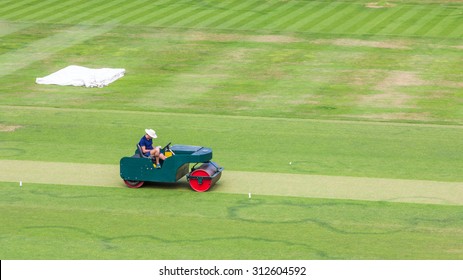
227 199 405 235
23 225 329 258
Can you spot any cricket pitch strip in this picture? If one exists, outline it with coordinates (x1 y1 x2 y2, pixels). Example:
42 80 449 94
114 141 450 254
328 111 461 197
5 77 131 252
1 160 462 205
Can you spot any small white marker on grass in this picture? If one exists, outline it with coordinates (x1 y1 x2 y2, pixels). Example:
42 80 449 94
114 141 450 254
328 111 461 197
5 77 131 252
248 192 251 199
20 181 22 187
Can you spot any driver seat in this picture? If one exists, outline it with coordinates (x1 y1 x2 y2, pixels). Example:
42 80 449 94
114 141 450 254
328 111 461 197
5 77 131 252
136 144 150 158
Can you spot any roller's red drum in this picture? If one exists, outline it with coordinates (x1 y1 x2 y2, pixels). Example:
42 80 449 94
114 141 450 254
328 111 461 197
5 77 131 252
188 162 222 192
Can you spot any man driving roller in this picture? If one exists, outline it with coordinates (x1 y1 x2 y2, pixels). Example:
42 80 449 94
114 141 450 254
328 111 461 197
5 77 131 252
139 128 166 168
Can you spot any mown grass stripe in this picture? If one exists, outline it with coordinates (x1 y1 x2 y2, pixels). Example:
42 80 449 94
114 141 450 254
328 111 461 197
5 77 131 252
143 2 200 26
248 1 302 30
225 0 279 30
137 6 185 26
426 7 463 38
446 15 463 38
199 0 266 29
126 0 180 25
0 0 32 16
0 0 17 6
330 6 371 35
359 6 405 35
268 6 313 31
412 8 451 37
252 1 305 30
14 0 73 22
0 24 113 78
115 0 174 25
178 1 237 29
62 0 133 24
420 9 452 37
64 0 130 25
37 0 97 24
121 0 171 25
173 1 246 28
299 2 356 34
373 5 432 37
160 2 215 27
22 0 77 22
394 5 436 36
92 0 154 25
0 0 18 9
352 6 411 36
250 1 304 30
201 0 259 29
304 2 352 33
154 4 201 27
278 2 327 31
0 0 32 17
0 0 62 21
278 1 326 31
293 2 342 33
213 0 269 30
2 0 461 39
377 5 427 36
233 0 287 30
171 3 232 28
202 1 258 29
375 5 426 35
58 0 126 24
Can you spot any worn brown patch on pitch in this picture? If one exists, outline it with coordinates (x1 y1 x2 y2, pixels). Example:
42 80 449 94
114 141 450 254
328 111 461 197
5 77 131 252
0 125 22 132
366 2 396 9
359 71 427 109
187 31 302 43
313 38 410 49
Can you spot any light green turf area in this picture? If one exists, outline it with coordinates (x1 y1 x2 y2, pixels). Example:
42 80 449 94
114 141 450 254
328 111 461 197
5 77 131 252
1 106 462 182
1 183 462 259
1 0 462 259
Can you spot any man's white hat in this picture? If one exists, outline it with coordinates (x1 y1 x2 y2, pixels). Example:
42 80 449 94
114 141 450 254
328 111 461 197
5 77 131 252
145 128 157 139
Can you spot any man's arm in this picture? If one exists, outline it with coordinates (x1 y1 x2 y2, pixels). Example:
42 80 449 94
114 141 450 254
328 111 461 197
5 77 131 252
140 145 151 154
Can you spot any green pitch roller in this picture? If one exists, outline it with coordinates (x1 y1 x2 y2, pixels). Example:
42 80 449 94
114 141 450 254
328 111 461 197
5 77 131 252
120 142 223 192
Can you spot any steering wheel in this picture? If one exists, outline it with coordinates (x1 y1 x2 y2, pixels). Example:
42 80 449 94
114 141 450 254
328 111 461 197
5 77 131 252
162 142 172 150
162 142 175 156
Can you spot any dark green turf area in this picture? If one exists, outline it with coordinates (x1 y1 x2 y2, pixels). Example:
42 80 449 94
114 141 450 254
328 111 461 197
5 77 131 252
1 182 462 259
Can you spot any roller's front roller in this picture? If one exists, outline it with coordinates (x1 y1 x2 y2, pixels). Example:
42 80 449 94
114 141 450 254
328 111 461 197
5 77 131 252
187 161 223 192
124 180 144 188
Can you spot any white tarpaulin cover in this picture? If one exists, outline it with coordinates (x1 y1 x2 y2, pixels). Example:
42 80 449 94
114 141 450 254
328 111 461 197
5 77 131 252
36 65 125 88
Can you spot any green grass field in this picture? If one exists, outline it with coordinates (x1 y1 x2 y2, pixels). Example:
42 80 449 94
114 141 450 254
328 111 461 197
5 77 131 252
1 0 462 259
2 182 463 259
